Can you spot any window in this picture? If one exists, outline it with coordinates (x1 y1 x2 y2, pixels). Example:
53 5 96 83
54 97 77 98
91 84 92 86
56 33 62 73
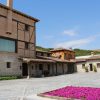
64 53 67 59
47 53 50 57
25 42 29 49
68 54 72 59
82 64 85 69
39 64 43 70
97 63 100 68
41 52 44 56
7 62 11 68
89 64 93 71
0 38 15 52
25 24 29 31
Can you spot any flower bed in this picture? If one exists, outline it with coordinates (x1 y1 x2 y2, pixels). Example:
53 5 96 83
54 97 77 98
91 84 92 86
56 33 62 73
38 86 100 100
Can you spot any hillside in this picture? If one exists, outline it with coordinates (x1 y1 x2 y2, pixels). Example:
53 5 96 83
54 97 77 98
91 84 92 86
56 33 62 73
36 46 100 57
74 49 100 57
36 46 53 52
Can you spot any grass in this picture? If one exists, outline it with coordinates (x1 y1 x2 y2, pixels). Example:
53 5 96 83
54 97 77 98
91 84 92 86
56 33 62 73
0 76 22 81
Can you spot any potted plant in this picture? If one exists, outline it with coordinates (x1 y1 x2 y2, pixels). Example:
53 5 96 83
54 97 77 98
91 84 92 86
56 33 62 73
85 66 89 72
93 65 97 72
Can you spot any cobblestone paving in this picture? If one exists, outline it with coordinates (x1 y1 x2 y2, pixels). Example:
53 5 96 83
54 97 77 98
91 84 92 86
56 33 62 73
0 72 100 100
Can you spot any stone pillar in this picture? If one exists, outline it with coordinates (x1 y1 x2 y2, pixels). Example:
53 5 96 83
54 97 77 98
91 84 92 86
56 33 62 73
52 63 54 75
56 63 57 75
62 63 64 74
27 63 31 79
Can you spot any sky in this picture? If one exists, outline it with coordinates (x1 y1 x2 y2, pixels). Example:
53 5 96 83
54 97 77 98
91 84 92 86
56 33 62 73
0 0 100 50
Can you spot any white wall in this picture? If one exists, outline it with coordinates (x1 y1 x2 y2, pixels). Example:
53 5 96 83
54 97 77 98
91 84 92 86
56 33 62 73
77 60 100 72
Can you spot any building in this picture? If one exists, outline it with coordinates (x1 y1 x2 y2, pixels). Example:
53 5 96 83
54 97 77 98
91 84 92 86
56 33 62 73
50 48 76 74
0 0 39 77
76 54 100 72
50 48 75 60
34 49 76 77
0 0 76 78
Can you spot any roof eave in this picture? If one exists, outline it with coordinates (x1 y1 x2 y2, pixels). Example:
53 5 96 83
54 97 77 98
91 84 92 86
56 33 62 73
0 3 40 22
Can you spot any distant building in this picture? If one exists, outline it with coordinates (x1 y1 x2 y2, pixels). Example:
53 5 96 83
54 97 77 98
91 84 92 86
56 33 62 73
35 49 76 77
76 54 100 72
50 48 75 60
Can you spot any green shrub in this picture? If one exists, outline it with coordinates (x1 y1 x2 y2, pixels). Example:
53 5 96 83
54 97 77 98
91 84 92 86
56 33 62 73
85 66 89 72
93 65 97 72
0 76 22 81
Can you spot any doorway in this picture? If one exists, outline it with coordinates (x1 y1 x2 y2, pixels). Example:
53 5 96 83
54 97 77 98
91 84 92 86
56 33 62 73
67 63 75 74
22 63 28 76
89 64 93 71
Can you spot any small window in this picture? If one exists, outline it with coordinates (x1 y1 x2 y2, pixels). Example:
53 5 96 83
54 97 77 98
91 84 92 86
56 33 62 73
25 42 29 49
64 53 67 59
7 62 11 68
82 64 85 69
68 54 72 59
47 53 50 57
41 53 44 56
97 63 100 68
25 24 29 31
39 64 43 70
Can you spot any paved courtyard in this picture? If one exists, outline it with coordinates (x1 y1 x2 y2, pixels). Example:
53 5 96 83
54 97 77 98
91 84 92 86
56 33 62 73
0 72 100 100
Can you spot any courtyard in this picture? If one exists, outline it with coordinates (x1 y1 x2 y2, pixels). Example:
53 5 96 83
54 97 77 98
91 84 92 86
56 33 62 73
0 73 100 100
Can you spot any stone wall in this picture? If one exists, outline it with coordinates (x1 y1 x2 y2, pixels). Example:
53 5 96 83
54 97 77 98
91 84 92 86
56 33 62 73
0 53 22 76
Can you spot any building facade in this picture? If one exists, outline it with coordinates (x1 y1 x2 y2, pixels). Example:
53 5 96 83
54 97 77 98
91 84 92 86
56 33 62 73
33 49 76 77
0 0 39 76
50 48 75 60
76 55 100 72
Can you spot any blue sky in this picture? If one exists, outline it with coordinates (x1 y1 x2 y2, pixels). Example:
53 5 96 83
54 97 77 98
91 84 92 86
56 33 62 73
0 0 100 50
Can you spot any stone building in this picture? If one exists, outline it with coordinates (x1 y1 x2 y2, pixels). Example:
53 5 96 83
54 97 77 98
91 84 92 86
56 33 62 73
0 0 39 77
76 54 100 72
34 49 76 77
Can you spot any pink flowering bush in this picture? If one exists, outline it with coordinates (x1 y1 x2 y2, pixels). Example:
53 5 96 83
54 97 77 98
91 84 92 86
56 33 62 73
44 86 100 100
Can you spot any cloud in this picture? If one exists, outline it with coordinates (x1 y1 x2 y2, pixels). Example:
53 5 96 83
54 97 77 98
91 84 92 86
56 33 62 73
63 27 79 36
55 35 98 49
63 30 77 36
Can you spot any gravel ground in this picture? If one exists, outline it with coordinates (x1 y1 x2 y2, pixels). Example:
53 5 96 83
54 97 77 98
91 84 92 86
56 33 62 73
0 72 100 100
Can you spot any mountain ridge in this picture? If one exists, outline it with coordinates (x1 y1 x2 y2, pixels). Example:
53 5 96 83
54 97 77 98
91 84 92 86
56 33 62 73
36 46 100 57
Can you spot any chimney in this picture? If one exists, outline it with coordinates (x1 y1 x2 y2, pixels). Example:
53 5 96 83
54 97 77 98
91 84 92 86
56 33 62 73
7 0 13 8
6 0 13 34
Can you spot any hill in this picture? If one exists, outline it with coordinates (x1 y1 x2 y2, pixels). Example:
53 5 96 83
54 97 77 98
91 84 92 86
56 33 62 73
74 49 100 57
36 46 100 57
36 46 53 52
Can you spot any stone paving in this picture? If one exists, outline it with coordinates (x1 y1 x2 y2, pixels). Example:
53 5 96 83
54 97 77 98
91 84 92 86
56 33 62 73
0 72 100 100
